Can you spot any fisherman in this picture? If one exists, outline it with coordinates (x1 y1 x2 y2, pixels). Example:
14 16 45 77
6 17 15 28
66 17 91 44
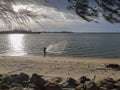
43 47 47 57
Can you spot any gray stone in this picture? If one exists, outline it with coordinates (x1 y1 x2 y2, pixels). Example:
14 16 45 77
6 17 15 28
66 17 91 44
114 83 120 89
61 78 78 88
23 87 34 90
0 74 3 77
1 73 29 86
75 84 86 90
111 89 119 90
99 87 108 90
1 75 10 83
105 64 120 70
30 73 46 86
9 87 23 90
66 77 79 87
44 82 62 90
28 83 39 90
85 81 98 90
62 88 74 90
0 84 10 89
79 76 90 84
50 77 63 83
17 73 29 81
30 74 46 90
98 78 116 89
10 83 22 87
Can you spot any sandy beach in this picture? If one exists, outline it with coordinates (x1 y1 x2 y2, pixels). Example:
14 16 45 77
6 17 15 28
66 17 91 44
0 56 120 81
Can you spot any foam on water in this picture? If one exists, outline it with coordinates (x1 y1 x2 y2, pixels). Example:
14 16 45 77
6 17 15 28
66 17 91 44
46 40 67 54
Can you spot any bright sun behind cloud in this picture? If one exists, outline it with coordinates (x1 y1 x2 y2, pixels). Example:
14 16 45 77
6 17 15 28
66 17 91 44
11 2 84 30
12 5 30 12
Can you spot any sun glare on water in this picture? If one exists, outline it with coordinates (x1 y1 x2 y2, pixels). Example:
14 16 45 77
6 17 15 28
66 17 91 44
8 34 27 56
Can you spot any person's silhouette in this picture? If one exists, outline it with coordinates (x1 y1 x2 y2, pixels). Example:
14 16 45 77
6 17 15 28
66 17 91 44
43 47 47 57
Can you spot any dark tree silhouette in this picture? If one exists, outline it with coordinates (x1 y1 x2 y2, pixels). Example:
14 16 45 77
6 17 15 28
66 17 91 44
68 0 120 23
0 0 43 29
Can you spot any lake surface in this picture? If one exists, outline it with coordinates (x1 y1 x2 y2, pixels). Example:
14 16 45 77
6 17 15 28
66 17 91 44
0 33 120 58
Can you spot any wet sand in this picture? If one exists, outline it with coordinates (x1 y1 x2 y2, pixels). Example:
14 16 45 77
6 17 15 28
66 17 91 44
0 56 120 81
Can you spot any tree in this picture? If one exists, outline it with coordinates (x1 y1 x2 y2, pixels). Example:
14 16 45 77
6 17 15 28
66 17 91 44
68 0 120 23
0 0 42 29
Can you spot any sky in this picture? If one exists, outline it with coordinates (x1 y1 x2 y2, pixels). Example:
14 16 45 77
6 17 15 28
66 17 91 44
36 18 120 33
66 21 120 33
24 0 120 33
0 0 120 33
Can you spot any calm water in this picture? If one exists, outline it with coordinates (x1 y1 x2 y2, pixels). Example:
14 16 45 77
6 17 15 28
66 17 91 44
0 33 120 58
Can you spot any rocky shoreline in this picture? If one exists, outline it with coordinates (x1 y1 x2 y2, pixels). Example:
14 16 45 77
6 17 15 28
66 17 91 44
0 73 120 90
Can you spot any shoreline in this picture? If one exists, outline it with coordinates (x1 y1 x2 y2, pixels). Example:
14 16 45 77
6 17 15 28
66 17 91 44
0 56 120 81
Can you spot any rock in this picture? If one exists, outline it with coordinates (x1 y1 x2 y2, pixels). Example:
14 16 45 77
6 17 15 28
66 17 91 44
28 83 40 90
117 79 120 83
0 74 3 77
44 82 62 90
99 87 108 90
79 76 90 84
99 78 116 85
22 81 30 87
0 84 10 89
62 88 73 90
85 81 98 90
23 87 34 90
9 87 24 90
66 77 76 84
10 73 29 86
77 80 98 90
66 77 78 87
103 82 115 89
29 83 36 88
61 77 79 88
60 82 69 88
98 78 116 90
105 64 120 70
75 84 86 90
111 89 119 90
50 77 63 83
30 74 46 85
30 73 46 90
1 73 29 86
114 83 120 89
10 83 22 87
10 74 18 78
17 73 29 81
1 75 10 83
1 73 120 90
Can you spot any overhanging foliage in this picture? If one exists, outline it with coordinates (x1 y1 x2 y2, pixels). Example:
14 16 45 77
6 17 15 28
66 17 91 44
68 0 120 23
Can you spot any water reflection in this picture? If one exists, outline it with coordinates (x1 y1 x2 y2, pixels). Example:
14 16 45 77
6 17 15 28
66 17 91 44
8 34 27 56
